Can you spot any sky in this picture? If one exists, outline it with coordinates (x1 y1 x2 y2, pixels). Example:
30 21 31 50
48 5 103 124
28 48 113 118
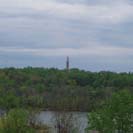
0 0 133 72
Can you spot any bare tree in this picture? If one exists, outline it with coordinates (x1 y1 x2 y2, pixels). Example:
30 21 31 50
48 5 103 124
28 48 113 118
53 112 79 133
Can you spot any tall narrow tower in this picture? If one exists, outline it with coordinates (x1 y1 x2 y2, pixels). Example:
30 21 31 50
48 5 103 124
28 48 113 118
66 56 69 70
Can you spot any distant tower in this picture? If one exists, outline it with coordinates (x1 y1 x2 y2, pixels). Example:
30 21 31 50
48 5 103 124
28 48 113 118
66 56 69 70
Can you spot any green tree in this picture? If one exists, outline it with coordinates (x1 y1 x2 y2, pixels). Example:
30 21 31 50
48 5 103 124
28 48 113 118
0 108 35 133
87 90 133 133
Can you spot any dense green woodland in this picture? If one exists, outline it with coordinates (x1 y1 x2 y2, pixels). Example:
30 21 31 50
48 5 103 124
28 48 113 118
0 67 133 111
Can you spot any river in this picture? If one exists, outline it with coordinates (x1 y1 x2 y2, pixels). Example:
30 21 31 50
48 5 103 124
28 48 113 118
35 111 88 133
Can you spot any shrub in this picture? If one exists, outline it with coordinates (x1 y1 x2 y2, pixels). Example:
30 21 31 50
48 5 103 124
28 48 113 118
87 90 133 133
0 108 35 133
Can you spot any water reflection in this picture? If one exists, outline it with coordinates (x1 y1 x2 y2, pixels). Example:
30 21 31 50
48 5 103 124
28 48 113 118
35 111 88 133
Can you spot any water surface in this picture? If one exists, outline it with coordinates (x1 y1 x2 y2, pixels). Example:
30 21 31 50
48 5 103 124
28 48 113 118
35 111 88 133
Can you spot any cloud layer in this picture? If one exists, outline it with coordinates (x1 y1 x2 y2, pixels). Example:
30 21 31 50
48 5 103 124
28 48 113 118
0 0 133 71
0 45 133 57
1 0 133 24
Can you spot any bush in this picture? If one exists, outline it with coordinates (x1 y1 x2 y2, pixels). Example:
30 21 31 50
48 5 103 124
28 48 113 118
0 108 35 133
87 90 133 133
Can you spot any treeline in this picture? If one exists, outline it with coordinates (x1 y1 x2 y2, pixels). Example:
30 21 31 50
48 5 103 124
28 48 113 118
0 67 133 111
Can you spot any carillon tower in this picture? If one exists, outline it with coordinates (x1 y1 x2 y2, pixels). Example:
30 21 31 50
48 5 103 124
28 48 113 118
66 56 69 70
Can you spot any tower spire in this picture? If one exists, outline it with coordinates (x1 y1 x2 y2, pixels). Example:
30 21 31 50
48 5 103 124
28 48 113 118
66 56 69 70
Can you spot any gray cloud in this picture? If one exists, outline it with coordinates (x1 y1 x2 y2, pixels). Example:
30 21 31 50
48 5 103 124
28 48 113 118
0 0 133 71
0 45 133 57
0 0 133 24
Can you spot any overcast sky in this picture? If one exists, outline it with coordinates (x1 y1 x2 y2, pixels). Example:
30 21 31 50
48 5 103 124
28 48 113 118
0 0 133 71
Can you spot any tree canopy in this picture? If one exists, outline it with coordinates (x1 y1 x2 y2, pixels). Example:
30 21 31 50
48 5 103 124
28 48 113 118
0 67 133 111
87 90 133 133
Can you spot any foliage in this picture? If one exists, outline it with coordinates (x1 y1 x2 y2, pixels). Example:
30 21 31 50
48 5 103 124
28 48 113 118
0 108 35 133
87 90 133 133
0 67 133 111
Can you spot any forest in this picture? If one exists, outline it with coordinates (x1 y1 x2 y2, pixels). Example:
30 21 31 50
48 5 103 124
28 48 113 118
0 67 133 112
